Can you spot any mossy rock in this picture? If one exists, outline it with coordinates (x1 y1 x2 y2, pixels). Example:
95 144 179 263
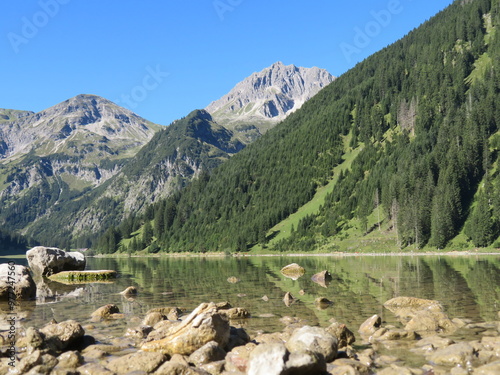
48 270 118 282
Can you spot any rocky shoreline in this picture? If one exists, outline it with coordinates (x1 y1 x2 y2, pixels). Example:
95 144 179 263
0 295 499 374
0 248 499 374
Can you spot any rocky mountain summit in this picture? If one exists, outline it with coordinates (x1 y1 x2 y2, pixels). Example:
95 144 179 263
206 61 334 142
0 95 161 239
0 94 160 161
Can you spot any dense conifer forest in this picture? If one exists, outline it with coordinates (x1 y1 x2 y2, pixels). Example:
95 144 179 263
95 0 500 253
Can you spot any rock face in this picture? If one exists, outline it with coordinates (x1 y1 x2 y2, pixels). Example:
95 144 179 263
141 302 230 355
0 263 36 300
206 61 334 143
26 247 85 276
0 94 159 161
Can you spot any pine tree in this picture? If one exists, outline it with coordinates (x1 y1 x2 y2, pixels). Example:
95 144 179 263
465 190 494 247
142 220 154 246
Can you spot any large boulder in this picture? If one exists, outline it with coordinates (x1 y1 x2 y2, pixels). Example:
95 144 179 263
0 263 36 300
285 325 338 362
39 320 85 351
141 302 230 355
26 247 85 276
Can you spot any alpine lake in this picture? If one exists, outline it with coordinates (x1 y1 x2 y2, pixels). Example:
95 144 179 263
2 253 500 369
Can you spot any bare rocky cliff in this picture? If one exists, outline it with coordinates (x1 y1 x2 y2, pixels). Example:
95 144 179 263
205 61 334 142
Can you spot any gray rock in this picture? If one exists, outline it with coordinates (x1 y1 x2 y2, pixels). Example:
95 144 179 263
13 348 42 374
39 320 85 351
247 343 289 375
327 358 371 374
26 247 85 276
283 292 295 307
358 314 382 336
326 322 356 348
188 341 226 366
143 311 167 327
405 309 456 333
0 263 36 300
280 263 305 280
200 360 225 375
77 363 115 375
224 342 257 373
411 335 454 354
311 270 332 288
141 302 230 356
154 363 211 374
120 286 138 296
286 325 338 362
285 350 327 374
426 342 474 366
91 304 121 321
219 307 250 320
474 360 500 374
106 351 166 373
55 351 83 368
125 325 154 340
16 327 44 350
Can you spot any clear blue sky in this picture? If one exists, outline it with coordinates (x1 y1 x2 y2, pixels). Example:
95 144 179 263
0 0 454 126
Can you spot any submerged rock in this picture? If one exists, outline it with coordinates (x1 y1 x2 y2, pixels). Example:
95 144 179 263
26 246 85 276
359 314 382 336
141 302 230 355
48 270 117 282
384 296 456 334
120 286 138 296
280 263 305 280
219 307 251 320
283 292 295 307
426 342 475 366
227 276 240 284
91 304 121 322
311 270 332 288
0 263 36 300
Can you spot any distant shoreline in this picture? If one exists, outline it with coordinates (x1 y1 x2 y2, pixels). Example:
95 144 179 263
1 250 498 260
89 250 500 258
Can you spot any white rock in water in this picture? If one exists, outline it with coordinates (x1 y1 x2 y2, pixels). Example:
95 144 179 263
27 246 85 276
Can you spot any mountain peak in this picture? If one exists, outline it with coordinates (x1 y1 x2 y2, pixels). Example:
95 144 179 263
0 94 161 161
205 62 334 134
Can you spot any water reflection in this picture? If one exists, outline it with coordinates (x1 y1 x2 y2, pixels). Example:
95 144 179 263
0 254 498 343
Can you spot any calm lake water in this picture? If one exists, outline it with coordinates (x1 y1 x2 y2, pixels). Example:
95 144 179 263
2 254 500 354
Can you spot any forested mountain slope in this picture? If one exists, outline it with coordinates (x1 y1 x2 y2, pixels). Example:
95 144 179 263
22 110 244 249
102 0 500 253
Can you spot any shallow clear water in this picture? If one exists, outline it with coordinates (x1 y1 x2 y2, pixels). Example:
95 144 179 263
2 254 499 354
